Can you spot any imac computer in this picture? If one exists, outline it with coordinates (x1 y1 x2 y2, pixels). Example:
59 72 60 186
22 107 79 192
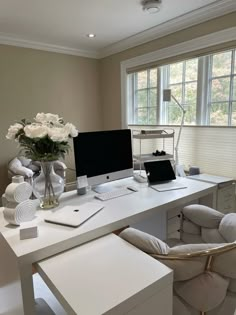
73 129 133 192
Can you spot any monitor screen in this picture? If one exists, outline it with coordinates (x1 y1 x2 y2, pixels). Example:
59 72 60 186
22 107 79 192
73 129 133 187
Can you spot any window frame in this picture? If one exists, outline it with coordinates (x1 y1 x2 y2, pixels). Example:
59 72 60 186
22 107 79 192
120 27 236 129
127 48 236 127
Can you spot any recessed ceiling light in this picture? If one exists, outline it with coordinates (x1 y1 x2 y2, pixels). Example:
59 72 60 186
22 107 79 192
142 0 161 14
87 33 96 38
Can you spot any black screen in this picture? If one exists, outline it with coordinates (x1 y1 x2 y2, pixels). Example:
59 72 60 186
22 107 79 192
144 160 176 183
73 129 133 178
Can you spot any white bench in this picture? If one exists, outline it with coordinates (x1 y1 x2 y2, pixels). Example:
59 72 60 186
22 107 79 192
36 233 173 315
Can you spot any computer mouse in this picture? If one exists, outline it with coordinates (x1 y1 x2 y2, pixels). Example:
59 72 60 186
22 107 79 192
127 186 138 192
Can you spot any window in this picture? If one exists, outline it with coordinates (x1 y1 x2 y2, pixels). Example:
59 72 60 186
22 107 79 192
129 68 158 124
208 50 236 126
128 48 236 126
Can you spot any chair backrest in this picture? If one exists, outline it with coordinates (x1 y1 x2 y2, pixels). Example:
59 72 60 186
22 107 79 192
181 204 236 244
120 226 236 315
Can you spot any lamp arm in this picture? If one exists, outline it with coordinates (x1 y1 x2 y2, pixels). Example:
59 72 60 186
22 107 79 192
171 95 186 169
171 95 186 113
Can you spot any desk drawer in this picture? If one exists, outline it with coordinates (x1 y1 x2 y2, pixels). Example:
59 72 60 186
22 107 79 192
217 185 235 213
167 207 181 220
167 216 181 234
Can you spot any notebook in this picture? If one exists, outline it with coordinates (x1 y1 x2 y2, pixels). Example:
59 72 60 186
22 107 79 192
44 202 104 227
144 160 187 192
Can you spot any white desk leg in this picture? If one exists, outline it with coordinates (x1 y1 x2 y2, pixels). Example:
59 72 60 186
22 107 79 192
0 234 35 315
0 233 24 315
199 190 217 209
19 262 36 314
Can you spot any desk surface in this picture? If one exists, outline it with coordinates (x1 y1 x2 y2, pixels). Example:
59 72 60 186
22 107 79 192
0 177 216 263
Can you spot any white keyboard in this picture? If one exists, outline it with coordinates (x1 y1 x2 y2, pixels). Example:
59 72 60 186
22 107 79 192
94 188 133 201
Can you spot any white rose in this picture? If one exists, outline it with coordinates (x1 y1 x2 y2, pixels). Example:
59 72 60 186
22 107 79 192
48 127 69 142
24 124 48 138
6 123 23 140
35 113 61 124
64 123 78 137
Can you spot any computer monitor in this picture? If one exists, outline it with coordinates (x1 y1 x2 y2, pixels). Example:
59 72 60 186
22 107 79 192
73 129 133 190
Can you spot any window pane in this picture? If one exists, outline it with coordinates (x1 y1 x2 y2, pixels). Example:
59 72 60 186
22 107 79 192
149 108 157 124
212 51 232 77
185 59 198 81
167 105 182 124
137 90 147 108
234 55 236 74
185 82 197 105
150 68 157 87
232 102 236 126
169 62 183 84
150 88 157 107
210 103 229 125
137 71 147 89
170 84 182 104
233 77 236 101
185 104 196 125
211 78 230 102
136 108 147 124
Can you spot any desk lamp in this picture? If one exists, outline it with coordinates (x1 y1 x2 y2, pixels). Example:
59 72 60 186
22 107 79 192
163 89 186 175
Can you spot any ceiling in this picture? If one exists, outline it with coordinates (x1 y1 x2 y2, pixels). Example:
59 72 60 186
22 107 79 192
0 0 235 58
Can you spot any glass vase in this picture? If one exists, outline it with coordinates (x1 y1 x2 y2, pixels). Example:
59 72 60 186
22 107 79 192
32 161 64 209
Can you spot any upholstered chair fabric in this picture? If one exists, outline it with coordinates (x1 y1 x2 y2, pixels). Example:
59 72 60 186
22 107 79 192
120 204 236 315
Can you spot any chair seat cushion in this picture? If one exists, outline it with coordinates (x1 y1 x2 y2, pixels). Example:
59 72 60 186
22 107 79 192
174 271 229 312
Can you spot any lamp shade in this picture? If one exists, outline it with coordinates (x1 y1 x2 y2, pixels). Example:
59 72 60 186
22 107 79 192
163 89 172 102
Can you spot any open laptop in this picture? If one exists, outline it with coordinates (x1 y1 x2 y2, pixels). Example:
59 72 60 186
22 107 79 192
144 160 187 192
45 202 104 227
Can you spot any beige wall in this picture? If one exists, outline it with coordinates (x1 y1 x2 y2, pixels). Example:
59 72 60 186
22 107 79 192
0 45 102 196
1 12 236 196
99 12 236 130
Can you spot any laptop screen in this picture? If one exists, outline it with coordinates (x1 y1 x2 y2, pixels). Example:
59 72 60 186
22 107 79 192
144 160 176 184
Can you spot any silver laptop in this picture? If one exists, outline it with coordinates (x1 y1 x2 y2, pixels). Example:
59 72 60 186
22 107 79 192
45 202 104 227
144 160 187 192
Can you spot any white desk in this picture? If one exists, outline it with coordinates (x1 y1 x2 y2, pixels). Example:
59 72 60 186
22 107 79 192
0 177 216 315
37 233 173 315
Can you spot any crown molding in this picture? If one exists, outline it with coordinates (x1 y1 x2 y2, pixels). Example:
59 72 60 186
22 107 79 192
0 33 99 59
0 0 235 59
99 0 236 58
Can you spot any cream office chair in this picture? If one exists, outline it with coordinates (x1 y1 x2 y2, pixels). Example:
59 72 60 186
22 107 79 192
120 205 236 315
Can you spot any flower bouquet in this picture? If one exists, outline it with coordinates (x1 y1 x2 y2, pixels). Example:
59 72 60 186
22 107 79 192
6 113 78 209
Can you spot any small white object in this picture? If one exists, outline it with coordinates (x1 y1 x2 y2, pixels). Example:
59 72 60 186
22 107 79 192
127 186 138 192
95 188 133 201
77 175 88 195
77 175 88 189
133 173 148 183
3 199 37 225
5 176 32 203
142 0 161 13
20 222 38 240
